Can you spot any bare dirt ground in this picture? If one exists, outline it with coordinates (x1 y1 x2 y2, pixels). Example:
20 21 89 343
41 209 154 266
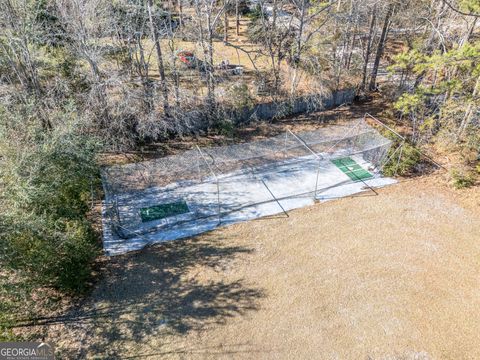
35 174 479 359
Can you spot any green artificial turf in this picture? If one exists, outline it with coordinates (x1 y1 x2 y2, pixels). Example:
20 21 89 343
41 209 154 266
140 200 190 222
331 157 373 181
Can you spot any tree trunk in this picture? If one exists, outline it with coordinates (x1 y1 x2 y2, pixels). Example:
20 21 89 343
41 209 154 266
270 0 282 96
136 34 154 112
461 17 477 46
84 55 110 126
290 0 307 95
236 0 240 36
341 0 355 68
207 25 216 115
166 11 181 109
361 5 376 91
369 4 394 91
147 0 170 117
459 75 480 138
346 31 357 70
178 0 183 28
224 1 229 42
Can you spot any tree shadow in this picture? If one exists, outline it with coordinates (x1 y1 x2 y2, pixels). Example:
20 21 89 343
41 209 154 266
17 235 265 357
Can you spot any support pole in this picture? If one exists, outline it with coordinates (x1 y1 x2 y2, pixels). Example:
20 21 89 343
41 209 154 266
323 117 365 155
287 129 323 199
364 113 446 170
314 163 322 200
196 145 222 224
241 156 289 218
260 179 289 218
378 140 405 173
394 144 405 176
287 129 320 159
364 113 405 140
337 158 378 196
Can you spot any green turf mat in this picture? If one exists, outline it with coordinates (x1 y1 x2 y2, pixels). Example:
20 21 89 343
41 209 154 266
331 157 373 181
140 201 190 223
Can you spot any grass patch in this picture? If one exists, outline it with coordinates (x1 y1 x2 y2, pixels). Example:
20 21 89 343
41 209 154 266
451 169 476 189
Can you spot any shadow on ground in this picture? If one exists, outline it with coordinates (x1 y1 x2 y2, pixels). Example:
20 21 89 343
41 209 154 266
19 235 264 358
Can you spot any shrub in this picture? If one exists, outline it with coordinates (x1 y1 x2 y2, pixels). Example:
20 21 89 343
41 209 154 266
2 216 99 293
214 119 236 137
225 0 250 16
247 3 264 21
383 141 422 176
228 83 255 110
0 104 101 293
451 169 476 189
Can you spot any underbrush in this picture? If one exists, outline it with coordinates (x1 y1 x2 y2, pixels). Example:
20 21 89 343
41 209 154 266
382 140 422 177
0 105 102 346
214 118 237 137
451 169 477 189
0 270 77 342
0 272 33 341
0 104 102 339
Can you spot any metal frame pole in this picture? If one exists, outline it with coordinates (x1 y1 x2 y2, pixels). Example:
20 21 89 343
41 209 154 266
377 140 405 173
196 151 201 181
261 178 289 218
323 117 365 155
241 160 290 218
364 113 406 140
287 129 320 159
196 145 222 224
394 144 405 176
364 112 446 170
337 158 378 196
287 129 323 199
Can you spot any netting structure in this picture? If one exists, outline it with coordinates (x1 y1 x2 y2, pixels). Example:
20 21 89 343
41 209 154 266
101 118 394 255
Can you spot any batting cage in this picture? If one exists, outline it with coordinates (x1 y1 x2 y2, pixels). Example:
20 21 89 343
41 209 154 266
101 117 395 255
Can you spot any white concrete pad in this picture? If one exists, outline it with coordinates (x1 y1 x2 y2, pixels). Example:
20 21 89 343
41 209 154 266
102 154 397 256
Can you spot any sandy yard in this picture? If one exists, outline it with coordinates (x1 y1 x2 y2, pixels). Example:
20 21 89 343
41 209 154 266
45 175 480 359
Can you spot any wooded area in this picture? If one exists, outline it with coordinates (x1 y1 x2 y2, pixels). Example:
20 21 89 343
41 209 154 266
0 0 479 343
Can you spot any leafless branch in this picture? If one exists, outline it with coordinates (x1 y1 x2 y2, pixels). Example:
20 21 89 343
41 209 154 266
442 0 480 17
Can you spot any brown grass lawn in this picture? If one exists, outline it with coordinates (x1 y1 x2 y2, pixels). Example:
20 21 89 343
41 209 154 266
42 175 480 359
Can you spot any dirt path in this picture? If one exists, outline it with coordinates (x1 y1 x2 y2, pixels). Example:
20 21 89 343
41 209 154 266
48 176 480 359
